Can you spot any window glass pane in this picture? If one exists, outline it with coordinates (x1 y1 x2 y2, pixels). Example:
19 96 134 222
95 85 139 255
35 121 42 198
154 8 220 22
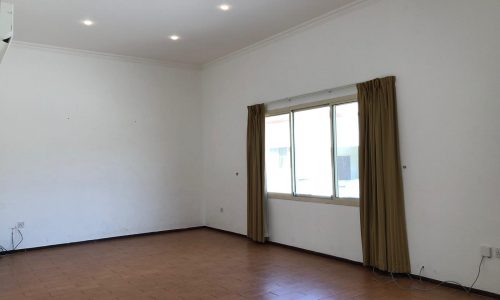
265 114 291 193
293 106 333 197
334 102 359 198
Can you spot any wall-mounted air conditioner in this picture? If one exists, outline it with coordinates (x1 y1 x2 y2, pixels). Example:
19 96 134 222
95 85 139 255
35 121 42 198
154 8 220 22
0 1 14 63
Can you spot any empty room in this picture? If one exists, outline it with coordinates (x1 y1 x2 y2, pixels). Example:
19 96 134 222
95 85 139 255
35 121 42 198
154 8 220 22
0 0 499 299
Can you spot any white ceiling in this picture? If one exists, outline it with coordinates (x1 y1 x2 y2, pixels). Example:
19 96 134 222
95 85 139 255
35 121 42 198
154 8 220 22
11 0 357 65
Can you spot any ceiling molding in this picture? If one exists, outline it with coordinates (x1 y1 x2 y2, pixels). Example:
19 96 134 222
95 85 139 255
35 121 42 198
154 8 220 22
11 41 201 70
10 1 369 70
202 0 370 70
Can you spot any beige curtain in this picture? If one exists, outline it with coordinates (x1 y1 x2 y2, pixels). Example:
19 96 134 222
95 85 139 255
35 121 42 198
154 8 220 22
247 104 266 243
357 76 411 273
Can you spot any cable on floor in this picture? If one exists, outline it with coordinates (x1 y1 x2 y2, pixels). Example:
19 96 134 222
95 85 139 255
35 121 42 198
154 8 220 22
371 256 485 294
371 267 395 284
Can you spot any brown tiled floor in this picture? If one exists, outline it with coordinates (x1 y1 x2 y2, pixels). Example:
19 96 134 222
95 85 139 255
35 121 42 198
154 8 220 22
0 228 493 299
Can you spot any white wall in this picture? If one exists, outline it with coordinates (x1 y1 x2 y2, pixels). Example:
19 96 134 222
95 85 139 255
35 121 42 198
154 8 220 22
201 0 500 294
0 44 203 249
0 0 499 295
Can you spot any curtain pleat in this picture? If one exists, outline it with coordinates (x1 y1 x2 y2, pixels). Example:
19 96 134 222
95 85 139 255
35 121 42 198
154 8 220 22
247 104 266 243
357 76 411 273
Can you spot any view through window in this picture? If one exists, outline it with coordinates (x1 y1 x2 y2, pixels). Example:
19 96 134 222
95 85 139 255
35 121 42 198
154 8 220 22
265 114 291 194
334 102 359 198
293 107 332 197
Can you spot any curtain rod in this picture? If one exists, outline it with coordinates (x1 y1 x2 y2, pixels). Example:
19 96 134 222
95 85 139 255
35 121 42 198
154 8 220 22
264 82 357 105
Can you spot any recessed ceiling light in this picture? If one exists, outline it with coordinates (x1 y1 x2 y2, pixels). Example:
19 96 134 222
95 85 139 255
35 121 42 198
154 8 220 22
169 35 180 41
82 19 94 26
218 4 231 11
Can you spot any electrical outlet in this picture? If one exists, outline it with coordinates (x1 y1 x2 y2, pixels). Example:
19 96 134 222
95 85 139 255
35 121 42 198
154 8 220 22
495 248 500 259
480 245 492 258
16 222 24 229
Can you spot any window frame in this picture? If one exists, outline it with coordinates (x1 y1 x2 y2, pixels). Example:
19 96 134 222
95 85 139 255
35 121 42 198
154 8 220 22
265 94 359 207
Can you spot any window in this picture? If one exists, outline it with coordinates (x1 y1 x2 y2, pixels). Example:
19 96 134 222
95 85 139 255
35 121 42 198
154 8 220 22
293 106 332 197
265 96 359 203
334 102 359 198
265 114 291 194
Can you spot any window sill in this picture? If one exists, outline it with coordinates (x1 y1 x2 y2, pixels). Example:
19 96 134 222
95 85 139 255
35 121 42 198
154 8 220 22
267 192 359 207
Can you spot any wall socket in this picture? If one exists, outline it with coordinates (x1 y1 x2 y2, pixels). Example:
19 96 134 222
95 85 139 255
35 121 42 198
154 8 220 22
480 244 492 258
496 248 500 259
16 222 24 229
